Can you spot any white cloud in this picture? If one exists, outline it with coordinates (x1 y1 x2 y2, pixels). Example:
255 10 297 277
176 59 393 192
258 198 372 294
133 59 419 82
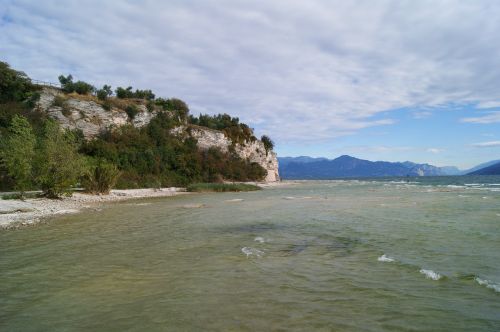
413 111 432 119
461 112 500 124
426 148 443 154
2 0 500 143
471 141 500 147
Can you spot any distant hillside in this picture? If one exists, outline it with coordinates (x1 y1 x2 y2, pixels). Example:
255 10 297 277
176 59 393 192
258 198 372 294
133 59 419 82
467 161 500 175
278 155 457 179
464 160 500 174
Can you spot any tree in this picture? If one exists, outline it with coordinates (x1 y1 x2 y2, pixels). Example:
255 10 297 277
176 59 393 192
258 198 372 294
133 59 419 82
58 74 94 94
34 120 85 198
0 61 33 103
97 84 113 100
0 115 36 196
261 135 274 154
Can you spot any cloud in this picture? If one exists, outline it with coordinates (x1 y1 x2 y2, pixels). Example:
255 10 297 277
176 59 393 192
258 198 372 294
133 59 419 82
348 145 414 154
2 1 500 143
471 141 500 148
413 111 432 119
426 148 443 154
461 112 500 124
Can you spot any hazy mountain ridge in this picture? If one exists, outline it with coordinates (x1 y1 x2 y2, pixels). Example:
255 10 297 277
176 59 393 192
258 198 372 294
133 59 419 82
278 155 462 179
467 161 500 175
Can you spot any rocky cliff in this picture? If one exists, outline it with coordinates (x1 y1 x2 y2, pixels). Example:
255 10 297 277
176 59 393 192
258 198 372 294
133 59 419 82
36 88 280 182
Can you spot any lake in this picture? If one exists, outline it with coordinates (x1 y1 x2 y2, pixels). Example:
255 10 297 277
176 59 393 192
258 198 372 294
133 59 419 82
1 177 499 331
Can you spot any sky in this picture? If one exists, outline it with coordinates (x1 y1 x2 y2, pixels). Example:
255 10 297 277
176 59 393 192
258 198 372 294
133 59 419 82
1 0 500 169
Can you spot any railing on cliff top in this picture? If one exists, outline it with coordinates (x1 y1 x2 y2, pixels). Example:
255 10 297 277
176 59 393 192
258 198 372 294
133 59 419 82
31 79 61 89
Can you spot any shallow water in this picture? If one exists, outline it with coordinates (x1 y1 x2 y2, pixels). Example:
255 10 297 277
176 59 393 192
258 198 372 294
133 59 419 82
1 178 500 331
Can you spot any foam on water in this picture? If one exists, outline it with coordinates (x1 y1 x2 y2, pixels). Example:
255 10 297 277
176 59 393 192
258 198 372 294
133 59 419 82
420 269 442 280
225 199 244 202
254 236 265 243
377 254 395 262
241 247 264 258
475 277 500 293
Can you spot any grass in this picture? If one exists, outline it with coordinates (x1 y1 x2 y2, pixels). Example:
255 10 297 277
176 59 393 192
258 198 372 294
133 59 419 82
186 183 261 192
1 192 41 200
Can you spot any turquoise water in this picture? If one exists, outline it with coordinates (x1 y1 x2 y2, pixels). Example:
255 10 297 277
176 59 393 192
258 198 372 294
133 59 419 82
1 177 500 331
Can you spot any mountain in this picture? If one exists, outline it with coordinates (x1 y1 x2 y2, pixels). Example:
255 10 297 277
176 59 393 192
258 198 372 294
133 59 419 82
463 160 500 174
467 161 500 175
278 155 456 179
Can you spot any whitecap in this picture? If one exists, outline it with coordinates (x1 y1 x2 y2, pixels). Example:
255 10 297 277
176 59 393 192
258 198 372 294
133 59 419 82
475 277 500 292
254 236 265 243
496 213 500 217
377 254 395 262
241 247 264 258
225 199 244 202
420 269 442 280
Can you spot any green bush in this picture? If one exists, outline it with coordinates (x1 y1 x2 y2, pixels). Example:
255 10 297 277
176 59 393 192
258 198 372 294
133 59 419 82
187 183 261 192
0 61 34 103
34 120 85 198
261 135 274 154
96 85 112 100
82 159 120 194
0 115 36 196
125 105 139 120
58 74 94 95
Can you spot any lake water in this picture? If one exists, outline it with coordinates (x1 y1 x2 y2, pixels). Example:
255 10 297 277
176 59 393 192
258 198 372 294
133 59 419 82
1 177 500 331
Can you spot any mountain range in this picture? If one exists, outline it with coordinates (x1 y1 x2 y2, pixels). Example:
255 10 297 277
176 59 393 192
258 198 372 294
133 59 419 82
278 155 500 179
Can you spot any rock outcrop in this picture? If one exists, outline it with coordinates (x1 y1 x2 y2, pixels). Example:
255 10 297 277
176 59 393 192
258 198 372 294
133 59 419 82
36 88 280 182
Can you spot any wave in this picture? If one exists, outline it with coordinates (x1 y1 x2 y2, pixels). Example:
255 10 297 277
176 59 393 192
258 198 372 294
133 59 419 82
241 247 264 258
419 269 442 280
377 254 395 262
475 277 500 293
254 236 265 243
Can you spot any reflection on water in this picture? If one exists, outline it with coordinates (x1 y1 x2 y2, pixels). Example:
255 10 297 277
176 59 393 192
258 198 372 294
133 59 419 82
1 178 500 331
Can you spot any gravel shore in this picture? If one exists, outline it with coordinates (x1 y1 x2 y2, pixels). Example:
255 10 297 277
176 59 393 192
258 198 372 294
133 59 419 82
0 188 188 229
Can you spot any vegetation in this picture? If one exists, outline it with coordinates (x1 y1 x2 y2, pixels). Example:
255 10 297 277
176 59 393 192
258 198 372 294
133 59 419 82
186 183 261 192
96 85 113 101
189 113 257 145
0 115 36 197
58 75 95 95
115 86 155 100
0 61 273 197
34 120 86 198
0 61 35 103
81 159 120 194
261 135 274 154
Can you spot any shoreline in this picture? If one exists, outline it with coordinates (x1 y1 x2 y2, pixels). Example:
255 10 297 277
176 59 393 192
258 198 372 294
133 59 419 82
0 187 188 229
0 181 295 229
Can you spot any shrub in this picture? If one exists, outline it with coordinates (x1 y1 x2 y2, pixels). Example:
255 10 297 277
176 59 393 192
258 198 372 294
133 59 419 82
0 61 34 103
261 135 274 154
0 115 36 196
187 183 261 192
34 120 85 198
58 74 94 94
115 86 134 99
125 105 139 120
82 159 120 194
96 84 112 100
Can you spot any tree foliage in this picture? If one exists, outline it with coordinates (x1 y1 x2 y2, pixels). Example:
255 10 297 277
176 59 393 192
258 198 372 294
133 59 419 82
261 135 274 154
189 113 257 144
34 120 85 198
0 61 34 103
58 74 95 95
0 115 36 195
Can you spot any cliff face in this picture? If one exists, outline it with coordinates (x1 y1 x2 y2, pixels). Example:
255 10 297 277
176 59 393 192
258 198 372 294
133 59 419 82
36 88 280 182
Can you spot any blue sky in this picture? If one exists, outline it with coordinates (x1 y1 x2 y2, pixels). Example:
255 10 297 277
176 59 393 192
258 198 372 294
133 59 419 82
1 0 500 169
